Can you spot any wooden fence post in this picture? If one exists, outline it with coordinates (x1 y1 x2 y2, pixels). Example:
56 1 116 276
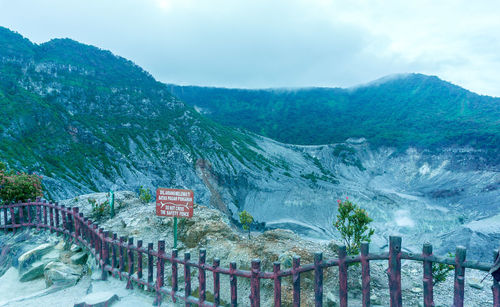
422 243 434 307
43 200 47 228
495 280 500 307
137 240 143 286
184 252 191 307
230 262 238 307
54 202 60 232
93 224 99 259
101 231 109 281
388 236 402 307
172 249 178 302
360 242 371 307
18 201 24 225
250 259 261 307
492 249 499 307
60 205 66 236
338 245 348 307
80 214 85 243
148 242 154 291
9 202 15 234
213 258 221 306
112 233 118 277
98 228 104 262
453 246 466 307
72 207 79 241
3 205 7 233
292 256 301 307
314 252 323 307
119 236 125 279
27 199 32 228
274 262 282 307
49 204 54 232
36 199 41 231
155 240 165 306
127 237 134 289
199 249 207 304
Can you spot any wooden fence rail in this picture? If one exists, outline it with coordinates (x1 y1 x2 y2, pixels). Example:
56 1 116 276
0 199 499 306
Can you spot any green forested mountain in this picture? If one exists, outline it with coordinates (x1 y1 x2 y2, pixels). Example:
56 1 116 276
1 27 499 259
167 75 500 159
0 27 266 198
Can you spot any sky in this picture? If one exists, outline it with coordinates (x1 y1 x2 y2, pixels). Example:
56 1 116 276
1 0 500 96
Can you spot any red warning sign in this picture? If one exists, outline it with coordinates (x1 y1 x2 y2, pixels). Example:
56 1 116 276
155 188 194 218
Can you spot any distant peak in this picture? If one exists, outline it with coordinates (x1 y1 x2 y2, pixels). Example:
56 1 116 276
0 26 35 57
351 73 440 89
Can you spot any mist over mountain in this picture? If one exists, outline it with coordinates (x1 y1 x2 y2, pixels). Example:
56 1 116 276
167 75 499 166
1 27 499 259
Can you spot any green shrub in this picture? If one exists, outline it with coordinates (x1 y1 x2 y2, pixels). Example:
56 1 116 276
139 186 152 203
0 162 43 203
334 197 374 255
88 198 109 218
432 253 455 285
239 210 254 239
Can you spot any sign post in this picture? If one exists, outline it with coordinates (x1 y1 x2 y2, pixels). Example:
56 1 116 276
173 217 178 248
156 188 194 249
109 190 115 218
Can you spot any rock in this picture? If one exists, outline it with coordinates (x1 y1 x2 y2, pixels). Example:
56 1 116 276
44 261 83 287
73 292 119 307
70 244 82 253
410 287 423 293
18 243 54 271
278 251 295 268
370 294 382 305
19 260 47 282
325 291 339 306
54 240 66 250
0 244 12 277
70 252 88 265
468 278 484 289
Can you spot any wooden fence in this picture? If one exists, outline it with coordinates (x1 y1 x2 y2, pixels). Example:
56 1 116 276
0 199 499 306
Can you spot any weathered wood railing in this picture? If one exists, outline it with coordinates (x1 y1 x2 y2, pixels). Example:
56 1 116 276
1 199 499 306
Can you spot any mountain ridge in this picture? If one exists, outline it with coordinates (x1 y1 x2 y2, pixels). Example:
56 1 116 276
166 73 499 165
1 27 498 259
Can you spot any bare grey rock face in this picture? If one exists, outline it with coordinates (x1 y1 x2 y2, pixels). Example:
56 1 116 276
70 252 88 265
19 260 47 282
74 292 119 307
18 243 54 272
44 261 83 287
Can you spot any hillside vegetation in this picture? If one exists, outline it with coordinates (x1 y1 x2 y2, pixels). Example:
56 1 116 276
0 27 271 199
167 75 499 163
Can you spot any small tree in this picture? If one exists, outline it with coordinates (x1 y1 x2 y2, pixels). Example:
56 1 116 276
139 186 152 203
239 210 253 239
432 253 455 285
334 197 374 255
0 162 43 203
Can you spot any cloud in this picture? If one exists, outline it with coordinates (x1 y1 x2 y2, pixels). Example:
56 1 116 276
0 0 499 96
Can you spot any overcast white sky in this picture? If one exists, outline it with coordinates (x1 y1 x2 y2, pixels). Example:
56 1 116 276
1 0 500 96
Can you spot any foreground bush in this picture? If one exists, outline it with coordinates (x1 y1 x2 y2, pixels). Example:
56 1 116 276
334 197 375 255
0 162 43 203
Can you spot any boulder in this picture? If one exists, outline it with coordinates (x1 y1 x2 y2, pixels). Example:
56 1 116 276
19 260 47 282
70 252 88 265
73 292 119 307
54 240 66 250
18 243 54 272
44 261 83 287
70 244 82 253
325 291 339 306
468 278 484 290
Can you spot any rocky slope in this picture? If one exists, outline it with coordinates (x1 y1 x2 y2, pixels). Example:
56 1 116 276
0 27 498 260
166 75 500 166
0 191 496 306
